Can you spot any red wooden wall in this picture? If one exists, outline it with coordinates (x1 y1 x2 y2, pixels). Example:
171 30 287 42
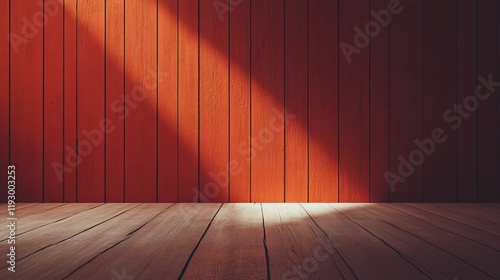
1 0 499 203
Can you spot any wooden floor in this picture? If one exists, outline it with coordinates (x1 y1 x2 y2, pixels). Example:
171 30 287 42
1 203 499 280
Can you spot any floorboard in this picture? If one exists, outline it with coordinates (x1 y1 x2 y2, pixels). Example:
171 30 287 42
433 203 500 224
263 203 353 280
182 204 267 279
389 204 500 251
1 204 171 279
459 203 500 213
334 204 494 280
0 203 100 240
0 203 499 279
302 204 427 279
349 204 500 278
0 203 59 219
0 203 137 268
409 203 500 236
67 203 221 279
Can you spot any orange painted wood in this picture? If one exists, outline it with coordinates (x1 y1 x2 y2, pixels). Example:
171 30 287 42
77 0 105 202
476 0 498 202
44 0 64 202
389 0 423 202
423 0 457 202
251 0 285 202
0 0 9 203
229 0 251 202
339 0 369 202
178 0 199 202
369 0 390 202
158 0 178 202
124 0 157 202
284 0 307 202
457 0 477 202
308 0 339 202
63 0 77 202
199 0 229 203
105 0 125 202
10 0 44 202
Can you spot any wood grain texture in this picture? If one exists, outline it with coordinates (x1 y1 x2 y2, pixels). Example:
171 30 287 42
158 0 179 202
67 203 221 279
390 204 500 251
349 203 500 277
0 203 135 267
339 0 370 202
369 0 390 203
337 204 493 279
264 203 353 279
477 0 498 202
1 203 500 278
408 203 500 237
389 0 423 202
10 0 44 202
44 0 64 202
0 203 99 240
124 0 157 202
251 0 285 202
4 2 500 203
308 0 339 202
200 0 229 203
178 0 199 202
77 0 105 202
105 0 125 202
0 0 9 203
183 204 267 279
422 0 457 202
229 0 251 202
284 0 308 202
63 0 78 202
457 0 477 202
12 204 170 280
304 203 427 279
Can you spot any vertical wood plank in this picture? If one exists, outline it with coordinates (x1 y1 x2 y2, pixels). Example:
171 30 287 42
308 0 339 202
423 0 457 202
44 0 64 202
63 0 77 202
457 0 477 202
476 0 498 202
178 0 199 202
284 0 308 202
199 0 229 203
11 0 44 202
498 0 500 203
369 0 390 202
158 0 178 202
124 0 157 202
339 0 370 202
389 0 423 202
105 0 125 202
251 0 285 202
0 0 9 203
77 0 105 202
229 0 251 202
